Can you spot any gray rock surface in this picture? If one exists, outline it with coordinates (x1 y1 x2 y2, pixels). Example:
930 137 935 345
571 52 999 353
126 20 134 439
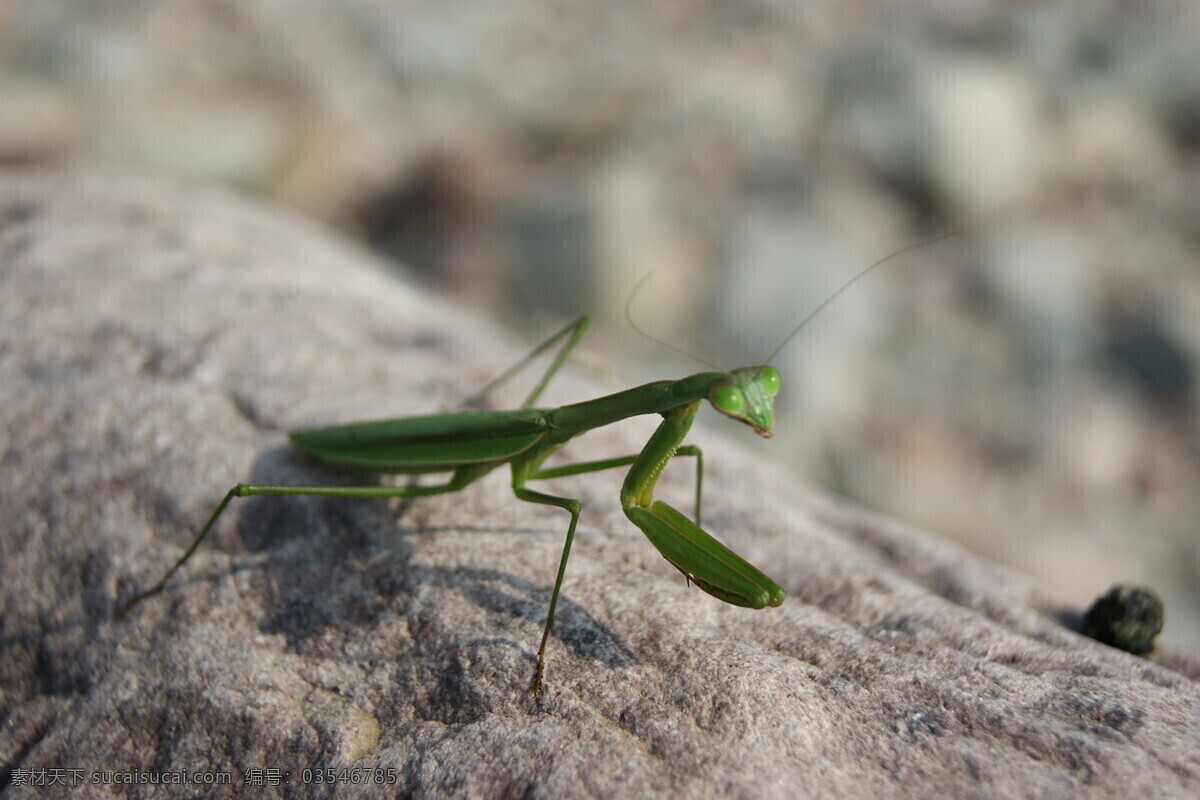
2 170 1199 798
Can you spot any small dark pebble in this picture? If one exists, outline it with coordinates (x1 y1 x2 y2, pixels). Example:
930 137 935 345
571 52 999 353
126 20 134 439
1082 584 1164 655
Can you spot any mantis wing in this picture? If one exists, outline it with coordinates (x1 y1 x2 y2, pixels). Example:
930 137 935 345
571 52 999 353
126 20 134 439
291 410 550 473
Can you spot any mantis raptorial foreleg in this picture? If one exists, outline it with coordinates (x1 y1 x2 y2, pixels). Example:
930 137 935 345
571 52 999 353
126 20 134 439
621 403 784 610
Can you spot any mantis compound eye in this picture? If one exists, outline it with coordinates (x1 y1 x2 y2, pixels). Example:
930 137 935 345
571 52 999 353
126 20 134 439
760 366 781 396
711 385 745 416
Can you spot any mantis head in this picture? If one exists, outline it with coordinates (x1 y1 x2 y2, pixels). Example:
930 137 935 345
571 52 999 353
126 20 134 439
708 366 781 437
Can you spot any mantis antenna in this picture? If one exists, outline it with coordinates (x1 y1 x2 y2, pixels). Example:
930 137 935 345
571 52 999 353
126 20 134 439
764 231 960 364
626 231 959 369
625 270 723 370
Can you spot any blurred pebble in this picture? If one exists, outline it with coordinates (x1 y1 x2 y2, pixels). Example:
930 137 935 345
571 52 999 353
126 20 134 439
1083 584 1165 655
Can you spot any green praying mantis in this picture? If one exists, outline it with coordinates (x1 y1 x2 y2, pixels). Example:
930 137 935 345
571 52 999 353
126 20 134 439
120 236 952 695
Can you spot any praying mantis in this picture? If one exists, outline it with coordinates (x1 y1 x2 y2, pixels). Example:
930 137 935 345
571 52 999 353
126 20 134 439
120 236 951 695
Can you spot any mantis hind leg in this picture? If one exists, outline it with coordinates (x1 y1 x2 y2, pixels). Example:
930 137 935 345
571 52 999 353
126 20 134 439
118 465 488 616
462 315 593 410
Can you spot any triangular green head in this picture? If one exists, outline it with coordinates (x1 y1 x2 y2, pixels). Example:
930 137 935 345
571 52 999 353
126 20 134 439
707 365 781 437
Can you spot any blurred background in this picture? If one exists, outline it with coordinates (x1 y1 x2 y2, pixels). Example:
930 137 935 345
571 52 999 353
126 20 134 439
3 0 1197 647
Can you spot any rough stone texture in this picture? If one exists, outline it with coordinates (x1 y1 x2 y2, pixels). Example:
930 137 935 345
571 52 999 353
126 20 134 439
2 170 1199 799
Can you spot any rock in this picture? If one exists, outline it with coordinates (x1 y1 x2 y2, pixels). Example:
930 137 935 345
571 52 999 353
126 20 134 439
1084 584 1166 655
2 170 1199 798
